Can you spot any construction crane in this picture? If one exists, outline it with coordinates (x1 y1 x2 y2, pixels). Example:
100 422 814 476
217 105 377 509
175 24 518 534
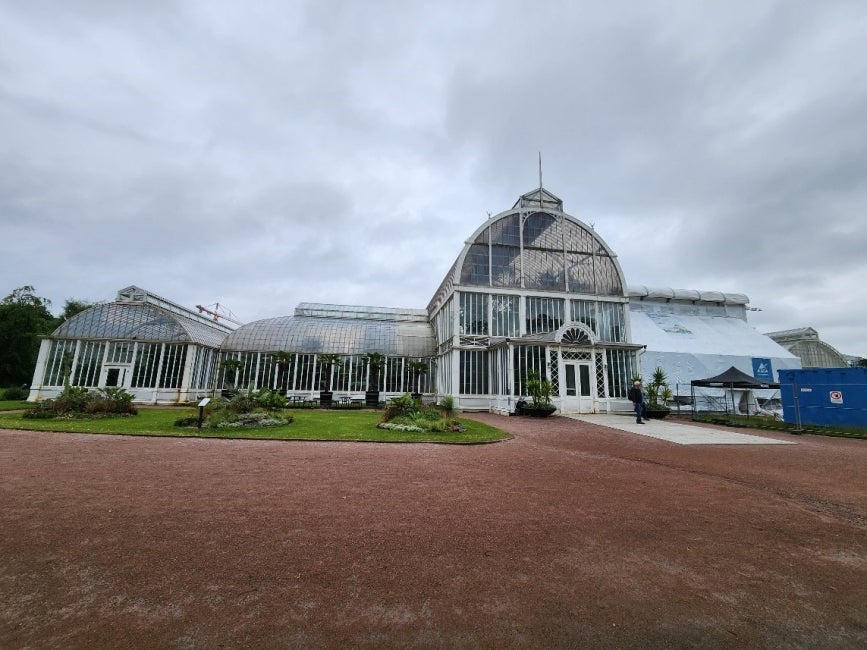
196 303 243 326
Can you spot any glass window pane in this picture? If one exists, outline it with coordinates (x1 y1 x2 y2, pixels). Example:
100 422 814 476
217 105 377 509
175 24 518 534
565 365 576 396
579 364 591 396
460 243 490 286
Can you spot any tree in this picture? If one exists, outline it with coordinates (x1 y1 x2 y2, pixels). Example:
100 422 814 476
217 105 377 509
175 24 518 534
0 286 57 386
60 299 92 321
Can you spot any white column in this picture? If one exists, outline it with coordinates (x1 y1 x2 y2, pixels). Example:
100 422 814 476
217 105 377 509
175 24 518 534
27 338 52 401
177 343 197 403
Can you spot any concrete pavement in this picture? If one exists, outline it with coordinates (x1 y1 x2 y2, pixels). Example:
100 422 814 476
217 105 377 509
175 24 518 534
568 413 796 445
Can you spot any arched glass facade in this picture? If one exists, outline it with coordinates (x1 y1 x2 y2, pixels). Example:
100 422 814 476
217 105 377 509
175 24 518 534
428 187 641 414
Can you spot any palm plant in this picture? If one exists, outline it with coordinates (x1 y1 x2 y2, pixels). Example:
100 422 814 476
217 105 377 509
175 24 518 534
647 367 671 411
520 370 556 416
273 351 295 393
362 353 385 392
220 358 244 388
407 359 429 394
316 354 340 392
525 370 553 407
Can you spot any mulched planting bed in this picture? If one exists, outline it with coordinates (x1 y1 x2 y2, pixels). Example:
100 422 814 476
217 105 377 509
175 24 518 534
2 415 865 648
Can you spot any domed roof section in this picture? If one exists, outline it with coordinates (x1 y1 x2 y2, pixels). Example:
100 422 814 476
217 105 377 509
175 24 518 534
222 304 436 357
52 302 229 348
428 187 626 312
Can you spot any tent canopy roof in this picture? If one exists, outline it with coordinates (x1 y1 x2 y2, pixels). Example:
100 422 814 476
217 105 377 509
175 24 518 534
691 366 780 388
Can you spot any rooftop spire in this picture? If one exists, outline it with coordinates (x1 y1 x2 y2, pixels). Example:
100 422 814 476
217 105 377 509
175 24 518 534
538 152 543 208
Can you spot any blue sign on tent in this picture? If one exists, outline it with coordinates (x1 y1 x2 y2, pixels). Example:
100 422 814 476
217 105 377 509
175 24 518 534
752 358 773 382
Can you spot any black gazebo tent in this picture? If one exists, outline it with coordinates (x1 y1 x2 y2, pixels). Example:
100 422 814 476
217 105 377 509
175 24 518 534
690 366 780 413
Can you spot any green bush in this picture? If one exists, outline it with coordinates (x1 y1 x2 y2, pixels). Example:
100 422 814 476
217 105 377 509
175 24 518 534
174 415 201 428
2 386 28 400
382 393 420 422
23 385 137 419
438 395 455 416
378 394 465 433
254 389 287 411
21 405 57 419
179 390 293 429
54 385 90 414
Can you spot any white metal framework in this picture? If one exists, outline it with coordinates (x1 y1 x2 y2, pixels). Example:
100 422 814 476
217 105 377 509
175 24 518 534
29 286 231 404
427 186 642 414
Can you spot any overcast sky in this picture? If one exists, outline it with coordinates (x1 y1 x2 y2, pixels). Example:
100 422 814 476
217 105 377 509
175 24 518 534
1 0 865 356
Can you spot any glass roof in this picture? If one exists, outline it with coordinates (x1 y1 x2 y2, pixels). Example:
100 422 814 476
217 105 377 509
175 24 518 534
52 303 229 348
455 204 625 296
222 315 436 357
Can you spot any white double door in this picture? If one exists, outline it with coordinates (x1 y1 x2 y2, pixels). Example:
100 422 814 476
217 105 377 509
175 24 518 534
560 359 595 412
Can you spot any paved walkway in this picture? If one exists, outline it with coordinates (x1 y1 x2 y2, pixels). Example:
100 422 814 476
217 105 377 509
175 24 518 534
568 413 796 445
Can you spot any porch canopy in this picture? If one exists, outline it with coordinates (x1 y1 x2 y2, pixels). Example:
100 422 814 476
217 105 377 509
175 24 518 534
691 366 779 389
690 366 780 414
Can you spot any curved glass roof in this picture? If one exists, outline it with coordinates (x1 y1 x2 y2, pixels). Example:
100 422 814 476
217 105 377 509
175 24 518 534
429 188 626 313
51 303 229 348
222 315 436 357
459 210 623 293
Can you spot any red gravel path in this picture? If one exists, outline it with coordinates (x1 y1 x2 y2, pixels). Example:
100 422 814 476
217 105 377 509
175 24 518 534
2 415 866 648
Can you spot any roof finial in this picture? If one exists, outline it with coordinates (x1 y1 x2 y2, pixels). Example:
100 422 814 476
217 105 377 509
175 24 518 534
538 152 543 208
538 152 543 189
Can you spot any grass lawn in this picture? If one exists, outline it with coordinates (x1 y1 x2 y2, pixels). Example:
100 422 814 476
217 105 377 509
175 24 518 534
690 413 867 440
0 400 32 411
0 408 509 444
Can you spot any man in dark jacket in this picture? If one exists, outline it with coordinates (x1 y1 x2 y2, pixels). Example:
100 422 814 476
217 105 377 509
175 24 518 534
628 380 646 424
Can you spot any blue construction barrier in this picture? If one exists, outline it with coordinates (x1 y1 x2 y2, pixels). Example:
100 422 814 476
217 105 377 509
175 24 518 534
779 368 867 428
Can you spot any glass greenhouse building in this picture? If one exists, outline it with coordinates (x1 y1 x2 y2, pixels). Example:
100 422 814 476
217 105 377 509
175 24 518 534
29 186 799 412
29 286 231 404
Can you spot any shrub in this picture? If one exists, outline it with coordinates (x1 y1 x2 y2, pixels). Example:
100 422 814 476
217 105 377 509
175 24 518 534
192 391 293 429
226 391 256 414
382 393 421 422
53 385 90 414
438 395 456 416
22 385 136 418
254 389 287 411
22 403 59 419
379 396 466 433
2 386 28 400
86 387 137 415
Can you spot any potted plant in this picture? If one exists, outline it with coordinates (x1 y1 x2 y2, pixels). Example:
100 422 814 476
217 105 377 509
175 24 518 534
407 359 428 399
363 353 384 408
645 367 672 419
522 370 556 417
317 353 340 407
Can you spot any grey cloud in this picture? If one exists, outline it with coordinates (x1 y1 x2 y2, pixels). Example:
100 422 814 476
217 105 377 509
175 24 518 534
1 0 866 356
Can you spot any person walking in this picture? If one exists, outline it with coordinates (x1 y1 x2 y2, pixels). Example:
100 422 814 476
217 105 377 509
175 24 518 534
628 379 646 424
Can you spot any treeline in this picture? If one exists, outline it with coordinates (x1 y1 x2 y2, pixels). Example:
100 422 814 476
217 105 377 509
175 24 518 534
0 286 91 387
